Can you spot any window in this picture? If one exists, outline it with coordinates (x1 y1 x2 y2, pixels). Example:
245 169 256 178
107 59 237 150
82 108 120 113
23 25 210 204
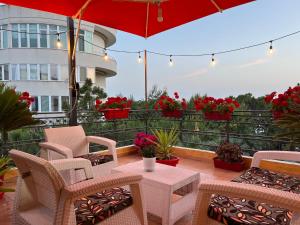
0 25 8 49
51 96 59 111
78 30 85 52
79 67 87 82
41 96 49 112
50 64 58 80
30 64 38 80
39 24 48 48
31 96 39 112
12 24 18 48
0 65 9 80
11 64 18 80
84 31 93 53
20 64 28 80
20 24 28 47
59 26 67 49
29 24 38 48
40 64 48 80
49 25 57 49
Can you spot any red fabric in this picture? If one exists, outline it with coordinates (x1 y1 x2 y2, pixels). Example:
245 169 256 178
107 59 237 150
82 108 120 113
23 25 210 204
2 0 254 37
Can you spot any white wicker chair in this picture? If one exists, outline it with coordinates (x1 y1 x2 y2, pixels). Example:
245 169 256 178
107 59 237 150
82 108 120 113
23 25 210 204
9 149 147 225
192 150 300 225
40 125 117 183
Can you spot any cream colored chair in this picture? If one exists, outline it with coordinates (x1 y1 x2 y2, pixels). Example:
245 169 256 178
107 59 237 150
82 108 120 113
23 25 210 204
40 125 117 183
192 150 300 225
9 149 147 225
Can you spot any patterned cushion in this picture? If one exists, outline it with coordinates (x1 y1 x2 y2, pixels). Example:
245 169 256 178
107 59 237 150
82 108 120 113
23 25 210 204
76 153 114 166
208 167 300 225
75 187 133 225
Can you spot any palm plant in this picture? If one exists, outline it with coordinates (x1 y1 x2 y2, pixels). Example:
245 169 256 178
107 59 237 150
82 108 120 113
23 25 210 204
0 156 14 193
151 127 178 160
0 84 38 154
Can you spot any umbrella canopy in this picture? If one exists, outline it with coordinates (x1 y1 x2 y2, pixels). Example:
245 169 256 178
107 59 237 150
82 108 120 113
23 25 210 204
2 0 254 38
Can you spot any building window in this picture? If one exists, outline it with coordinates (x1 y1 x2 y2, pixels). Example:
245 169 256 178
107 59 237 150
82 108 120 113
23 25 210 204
50 64 58 80
39 24 48 48
49 25 57 49
79 67 87 82
0 64 9 81
41 96 49 112
0 25 8 49
20 24 28 48
60 26 67 49
29 24 38 48
12 24 18 48
31 96 39 112
40 64 49 80
30 64 38 80
51 96 59 112
11 64 18 80
85 31 93 53
19 64 28 80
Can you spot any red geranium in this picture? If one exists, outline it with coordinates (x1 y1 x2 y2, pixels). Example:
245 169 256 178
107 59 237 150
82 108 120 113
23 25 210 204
193 96 239 114
154 92 187 111
95 96 132 110
19 91 34 107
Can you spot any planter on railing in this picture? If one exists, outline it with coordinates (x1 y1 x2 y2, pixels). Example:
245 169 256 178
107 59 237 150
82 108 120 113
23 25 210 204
101 108 130 120
162 110 183 118
156 157 180 167
204 112 232 121
272 111 283 120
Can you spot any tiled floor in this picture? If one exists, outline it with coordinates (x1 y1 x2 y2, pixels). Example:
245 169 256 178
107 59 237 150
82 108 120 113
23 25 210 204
0 154 240 225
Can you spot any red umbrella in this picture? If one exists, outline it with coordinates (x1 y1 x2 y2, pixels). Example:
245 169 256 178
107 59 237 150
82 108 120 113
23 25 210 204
1 0 254 38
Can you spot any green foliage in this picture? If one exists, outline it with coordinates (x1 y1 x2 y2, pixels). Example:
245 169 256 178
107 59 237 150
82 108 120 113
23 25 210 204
0 84 38 144
151 127 179 160
141 145 156 158
0 155 15 193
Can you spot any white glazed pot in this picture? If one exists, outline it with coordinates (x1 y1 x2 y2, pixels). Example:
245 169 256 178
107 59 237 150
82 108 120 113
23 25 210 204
143 157 156 172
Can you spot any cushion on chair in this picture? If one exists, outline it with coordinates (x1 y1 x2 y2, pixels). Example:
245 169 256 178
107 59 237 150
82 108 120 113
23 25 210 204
208 167 300 225
76 153 114 166
75 187 133 225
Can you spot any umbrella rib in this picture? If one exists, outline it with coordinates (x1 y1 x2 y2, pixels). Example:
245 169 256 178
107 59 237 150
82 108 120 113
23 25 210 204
73 0 94 18
145 2 150 38
210 0 223 13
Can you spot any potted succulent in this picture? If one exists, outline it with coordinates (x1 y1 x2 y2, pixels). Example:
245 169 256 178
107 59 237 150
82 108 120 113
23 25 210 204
265 84 300 120
0 156 14 200
193 96 240 121
214 142 244 172
95 96 132 120
151 127 179 167
134 132 157 171
154 92 187 118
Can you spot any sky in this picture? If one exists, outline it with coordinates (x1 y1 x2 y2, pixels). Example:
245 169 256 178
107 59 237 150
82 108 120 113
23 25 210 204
106 0 300 100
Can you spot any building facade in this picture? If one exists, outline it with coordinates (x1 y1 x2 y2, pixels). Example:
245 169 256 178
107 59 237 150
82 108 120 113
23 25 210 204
0 5 117 113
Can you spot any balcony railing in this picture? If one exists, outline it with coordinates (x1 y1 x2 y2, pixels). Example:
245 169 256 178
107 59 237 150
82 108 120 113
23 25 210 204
0 110 296 156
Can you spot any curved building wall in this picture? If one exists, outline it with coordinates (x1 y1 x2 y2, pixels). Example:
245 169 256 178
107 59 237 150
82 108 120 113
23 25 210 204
0 5 117 113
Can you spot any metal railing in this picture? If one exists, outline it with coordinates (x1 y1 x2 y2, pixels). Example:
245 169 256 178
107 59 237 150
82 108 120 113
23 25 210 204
0 110 295 156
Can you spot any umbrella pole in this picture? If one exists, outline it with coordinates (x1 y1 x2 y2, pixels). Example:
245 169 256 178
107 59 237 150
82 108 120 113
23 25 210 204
67 17 78 126
144 49 148 102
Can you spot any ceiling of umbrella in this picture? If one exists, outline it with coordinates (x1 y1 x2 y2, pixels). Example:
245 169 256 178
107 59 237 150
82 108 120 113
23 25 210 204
1 0 254 38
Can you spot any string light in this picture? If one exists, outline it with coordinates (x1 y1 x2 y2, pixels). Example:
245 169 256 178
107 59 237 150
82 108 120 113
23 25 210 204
169 55 173 66
103 49 109 61
56 33 62 49
137 52 143 63
210 54 216 66
268 41 274 55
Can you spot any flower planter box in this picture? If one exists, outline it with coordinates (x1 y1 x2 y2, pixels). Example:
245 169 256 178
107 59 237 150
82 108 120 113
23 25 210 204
162 110 183 118
101 108 130 120
156 157 179 167
213 157 244 172
272 111 283 120
0 175 4 200
204 112 232 121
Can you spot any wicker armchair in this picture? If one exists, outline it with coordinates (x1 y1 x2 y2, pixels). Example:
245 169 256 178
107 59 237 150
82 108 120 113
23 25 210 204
192 150 300 225
9 149 147 225
40 125 117 183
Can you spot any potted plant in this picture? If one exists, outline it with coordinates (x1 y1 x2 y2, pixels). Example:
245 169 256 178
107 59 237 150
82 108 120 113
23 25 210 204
193 96 240 121
134 132 157 171
214 142 244 172
0 84 38 155
95 96 132 120
154 92 187 118
151 127 179 167
0 156 14 200
264 84 300 120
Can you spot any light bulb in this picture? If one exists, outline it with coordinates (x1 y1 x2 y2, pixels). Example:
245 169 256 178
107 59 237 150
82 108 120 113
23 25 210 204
157 7 163 22
103 50 109 61
268 41 274 55
137 53 143 63
169 55 173 66
56 34 62 49
210 54 216 66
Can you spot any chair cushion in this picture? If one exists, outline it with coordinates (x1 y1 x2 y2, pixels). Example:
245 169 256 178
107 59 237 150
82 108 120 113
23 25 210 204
76 153 114 166
75 187 133 225
208 167 300 225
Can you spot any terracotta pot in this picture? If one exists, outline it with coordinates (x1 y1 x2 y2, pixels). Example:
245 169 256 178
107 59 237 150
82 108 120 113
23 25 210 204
204 112 232 121
156 157 179 167
143 157 156 172
101 108 130 120
162 110 183 118
213 157 244 172
0 175 4 200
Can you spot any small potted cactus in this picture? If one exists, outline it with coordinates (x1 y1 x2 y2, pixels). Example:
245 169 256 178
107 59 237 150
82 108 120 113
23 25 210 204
213 142 244 171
